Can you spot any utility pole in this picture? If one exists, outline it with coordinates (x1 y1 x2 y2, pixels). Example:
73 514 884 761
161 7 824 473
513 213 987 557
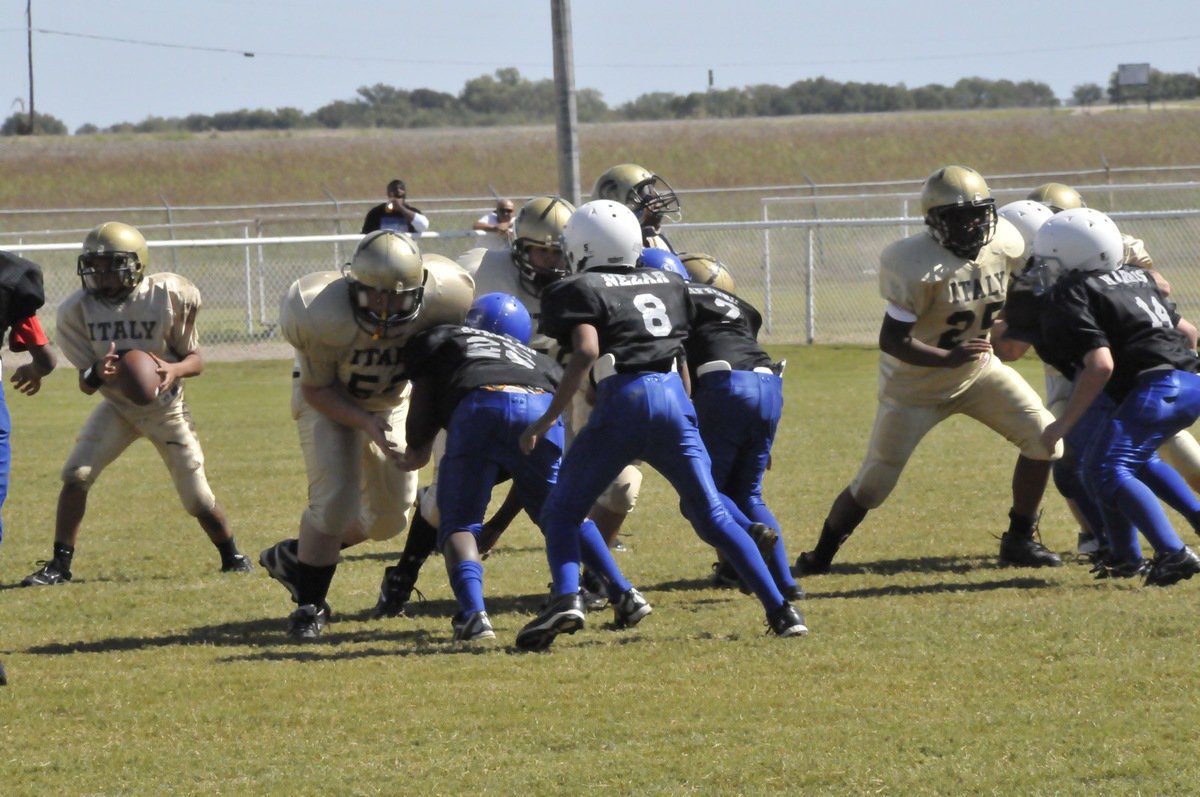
26 0 35 134
550 0 580 205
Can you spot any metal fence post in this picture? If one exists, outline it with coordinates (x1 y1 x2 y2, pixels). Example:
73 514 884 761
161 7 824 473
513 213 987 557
243 226 254 336
158 193 179 270
762 201 772 333
321 186 342 265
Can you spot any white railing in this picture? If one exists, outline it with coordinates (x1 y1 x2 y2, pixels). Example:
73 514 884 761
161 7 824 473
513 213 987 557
7 210 1200 359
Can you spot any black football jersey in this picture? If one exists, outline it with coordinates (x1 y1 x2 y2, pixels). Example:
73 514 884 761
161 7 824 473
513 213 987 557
540 266 691 372
402 324 562 430
684 283 773 372
1039 265 1198 400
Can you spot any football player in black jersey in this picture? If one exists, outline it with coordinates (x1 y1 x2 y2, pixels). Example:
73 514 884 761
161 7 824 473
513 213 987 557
396 293 650 646
1034 209 1200 586
519 200 807 639
678 253 803 602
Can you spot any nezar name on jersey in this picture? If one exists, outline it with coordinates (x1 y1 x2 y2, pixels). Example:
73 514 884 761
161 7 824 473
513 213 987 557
279 254 474 412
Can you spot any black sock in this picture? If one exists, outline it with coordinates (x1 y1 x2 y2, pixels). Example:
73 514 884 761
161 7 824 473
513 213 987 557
401 510 439 569
215 538 241 567
295 561 337 608
52 542 75 572
812 521 849 563
1007 510 1035 538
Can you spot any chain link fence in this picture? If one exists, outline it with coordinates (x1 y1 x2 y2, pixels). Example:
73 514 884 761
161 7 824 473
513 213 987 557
8 209 1199 360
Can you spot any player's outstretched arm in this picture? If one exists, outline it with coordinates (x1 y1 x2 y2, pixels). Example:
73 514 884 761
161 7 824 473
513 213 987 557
520 323 599 455
879 313 991 368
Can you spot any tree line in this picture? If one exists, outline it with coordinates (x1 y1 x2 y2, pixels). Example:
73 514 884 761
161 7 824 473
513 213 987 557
5 66 1199 136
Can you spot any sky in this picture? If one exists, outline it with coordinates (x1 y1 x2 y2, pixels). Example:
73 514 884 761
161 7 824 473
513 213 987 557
3 0 1199 132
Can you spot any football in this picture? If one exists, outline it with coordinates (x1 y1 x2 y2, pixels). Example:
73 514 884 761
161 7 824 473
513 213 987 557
115 349 163 405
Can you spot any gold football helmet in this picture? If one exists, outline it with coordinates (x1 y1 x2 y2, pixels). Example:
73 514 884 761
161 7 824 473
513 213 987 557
592 163 681 225
511 195 575 295
78 221 149 303
920 165 996 259
346 230 425 336
1026 182 1085 214
679 252 735 293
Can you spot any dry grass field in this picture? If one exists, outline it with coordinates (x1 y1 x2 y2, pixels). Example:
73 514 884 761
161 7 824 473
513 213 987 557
2 106 1200 217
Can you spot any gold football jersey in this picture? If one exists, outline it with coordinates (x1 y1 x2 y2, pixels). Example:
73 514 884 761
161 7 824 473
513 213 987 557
878 217 1025 405
280 254 474 412
57 272 201 410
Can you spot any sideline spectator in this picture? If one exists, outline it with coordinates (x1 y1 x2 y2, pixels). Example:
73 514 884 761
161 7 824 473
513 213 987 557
472 198 517 251
361 179 430 235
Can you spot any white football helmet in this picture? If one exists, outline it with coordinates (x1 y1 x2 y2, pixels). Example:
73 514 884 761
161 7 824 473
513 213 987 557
1031 208 1124 273
561 200 644 272
997 200 1054 259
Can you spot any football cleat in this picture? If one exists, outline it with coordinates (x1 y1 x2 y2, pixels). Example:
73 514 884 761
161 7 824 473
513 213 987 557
1144 545 1200 587
259 539 302 603
222 554 254 573
451 610 496 642
372 561 423 619
287 604 327 641
579 569 610 610
515 591 585 651
998 532 1063 568
1076 529 1101 556
782 582 806 602
21 560 71 587
794 550 832 576
711 559 743 589
748 522 779 559
766 602 808 637
612 587 652 628
1094 557 1150 580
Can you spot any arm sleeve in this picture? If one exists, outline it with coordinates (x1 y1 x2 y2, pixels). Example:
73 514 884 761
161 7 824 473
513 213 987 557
409 213 430 234
168 278 203 357
9 314 48 352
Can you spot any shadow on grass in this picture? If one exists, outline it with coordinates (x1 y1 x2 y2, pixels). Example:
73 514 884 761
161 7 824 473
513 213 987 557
19 590 635 661
809 576 1057 601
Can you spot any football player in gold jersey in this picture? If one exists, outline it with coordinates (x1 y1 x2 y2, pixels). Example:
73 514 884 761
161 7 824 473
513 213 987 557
797 166 1063 575
259 230 473 639
22 222 251 587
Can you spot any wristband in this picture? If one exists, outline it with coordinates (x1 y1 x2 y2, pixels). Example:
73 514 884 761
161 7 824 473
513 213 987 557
83 363 103 389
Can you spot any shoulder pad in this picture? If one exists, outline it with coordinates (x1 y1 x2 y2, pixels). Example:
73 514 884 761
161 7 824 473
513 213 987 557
279 271 357 350
419 255 475 328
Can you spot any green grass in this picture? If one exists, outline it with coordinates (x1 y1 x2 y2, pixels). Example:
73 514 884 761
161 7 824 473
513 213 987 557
3 350 1199 795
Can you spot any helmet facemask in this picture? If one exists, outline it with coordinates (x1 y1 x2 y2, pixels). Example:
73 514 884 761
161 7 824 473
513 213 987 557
629 176 681 227
77 251 144 303
926 201 997 260
346 272 425 339
512 242 568 296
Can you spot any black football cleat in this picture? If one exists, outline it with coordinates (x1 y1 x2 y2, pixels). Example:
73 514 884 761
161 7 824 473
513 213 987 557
21 560 71 587
287 604 327 641
1144 545 1200 587
259 539 302 603
515 591 585 651
221 553 255 573
612 587 652 628
998 532 1063 568
372 562 423 619
794 550 831 576
766 602 808 637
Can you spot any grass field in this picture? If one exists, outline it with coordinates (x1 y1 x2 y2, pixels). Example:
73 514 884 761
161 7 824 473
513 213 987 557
4 349 1200 795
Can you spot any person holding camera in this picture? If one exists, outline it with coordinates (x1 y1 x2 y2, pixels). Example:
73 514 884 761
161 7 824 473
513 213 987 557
361 179 430 235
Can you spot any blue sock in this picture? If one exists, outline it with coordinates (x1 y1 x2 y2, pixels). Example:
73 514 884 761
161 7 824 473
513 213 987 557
448 560 485 615
1113 480 1185 556
578 519 631 598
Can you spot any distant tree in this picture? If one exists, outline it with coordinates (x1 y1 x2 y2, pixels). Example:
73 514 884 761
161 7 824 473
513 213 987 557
1073 83 1103 107
74 123 99 135
1 111 67 135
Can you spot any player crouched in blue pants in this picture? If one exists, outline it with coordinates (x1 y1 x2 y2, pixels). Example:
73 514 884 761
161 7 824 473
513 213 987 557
395 292 649 647
1035 209 1200 586
519 201 807 642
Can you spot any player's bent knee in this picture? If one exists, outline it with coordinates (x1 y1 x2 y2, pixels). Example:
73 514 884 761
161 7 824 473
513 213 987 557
595 466 642 515
61 465 96 490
